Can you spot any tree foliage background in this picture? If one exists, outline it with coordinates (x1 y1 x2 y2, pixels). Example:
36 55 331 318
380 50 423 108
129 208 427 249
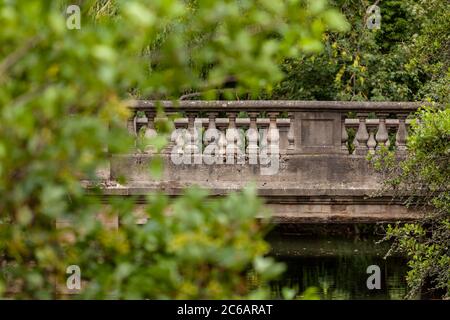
0 0 346 299
270 0 449 102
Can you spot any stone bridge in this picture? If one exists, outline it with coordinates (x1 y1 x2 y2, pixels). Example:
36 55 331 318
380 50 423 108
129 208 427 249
98 101 423 224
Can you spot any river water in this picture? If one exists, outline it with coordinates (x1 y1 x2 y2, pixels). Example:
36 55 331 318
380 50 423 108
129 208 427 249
267 229 410 300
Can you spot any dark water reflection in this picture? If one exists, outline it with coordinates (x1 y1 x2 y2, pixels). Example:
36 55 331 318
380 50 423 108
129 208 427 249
267 231 410 300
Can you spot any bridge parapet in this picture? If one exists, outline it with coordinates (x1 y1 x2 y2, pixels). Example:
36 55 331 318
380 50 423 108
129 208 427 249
104 101 423 223
126 100 419 158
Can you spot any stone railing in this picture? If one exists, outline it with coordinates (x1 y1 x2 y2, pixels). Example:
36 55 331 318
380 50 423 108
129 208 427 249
103 100 425 223
125 100 420 159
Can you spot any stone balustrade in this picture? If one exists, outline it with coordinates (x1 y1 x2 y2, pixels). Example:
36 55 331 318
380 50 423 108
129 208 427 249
125 100 420 159
102 100 425 224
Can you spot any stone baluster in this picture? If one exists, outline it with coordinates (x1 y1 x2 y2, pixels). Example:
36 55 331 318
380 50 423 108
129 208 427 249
341 115 349 154
367 125 377 155
287 112 295 152
375 113 389 150
236 123 245 164
267 112 280 156
218 130 227 162
204 112 218 144
395 113 409 155
355 112 369 155
203 112 219 165
184 112 199 163
351 135 359 155
246 112 259 164
170 121 185 158
144 110 157 153
226 112 239 164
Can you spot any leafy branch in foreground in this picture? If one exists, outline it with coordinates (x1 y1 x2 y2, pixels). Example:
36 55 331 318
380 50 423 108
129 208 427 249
0 0 341 298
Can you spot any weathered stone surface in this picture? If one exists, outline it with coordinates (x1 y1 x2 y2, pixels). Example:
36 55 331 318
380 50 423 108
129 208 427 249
102 153 423 224
294 112 342 154
110 154 378 187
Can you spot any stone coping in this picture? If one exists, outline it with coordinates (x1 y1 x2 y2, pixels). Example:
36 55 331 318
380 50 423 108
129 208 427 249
87 183 410 200
129 100 422 112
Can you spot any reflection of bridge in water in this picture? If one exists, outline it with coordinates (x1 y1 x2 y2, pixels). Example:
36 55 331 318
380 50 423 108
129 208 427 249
96 100 423 225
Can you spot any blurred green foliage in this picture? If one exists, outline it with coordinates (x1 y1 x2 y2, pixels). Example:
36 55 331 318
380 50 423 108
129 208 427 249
0 0 343 298
69 187 286 299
